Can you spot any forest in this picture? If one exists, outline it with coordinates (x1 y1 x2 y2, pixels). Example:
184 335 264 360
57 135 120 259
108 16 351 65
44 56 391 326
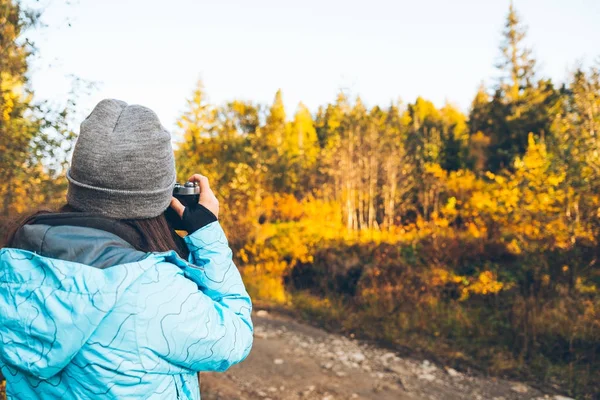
1 1 599 398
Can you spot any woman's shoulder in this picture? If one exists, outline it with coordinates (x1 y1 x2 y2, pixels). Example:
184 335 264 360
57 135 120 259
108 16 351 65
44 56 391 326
134 251 194 290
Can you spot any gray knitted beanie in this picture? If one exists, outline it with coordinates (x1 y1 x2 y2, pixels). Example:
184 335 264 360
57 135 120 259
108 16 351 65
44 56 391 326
67 99 176 219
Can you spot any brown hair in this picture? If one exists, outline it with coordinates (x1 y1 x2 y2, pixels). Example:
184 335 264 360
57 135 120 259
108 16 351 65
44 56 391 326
4 204 189 260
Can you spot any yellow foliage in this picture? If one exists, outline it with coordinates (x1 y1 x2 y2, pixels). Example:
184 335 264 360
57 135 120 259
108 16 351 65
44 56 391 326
430 267 464 287
260 193 305 222
467 222 485 238
241 263 288 304
460 271 507 301
507 239 522 255
424 162 447 180
575 278 597 294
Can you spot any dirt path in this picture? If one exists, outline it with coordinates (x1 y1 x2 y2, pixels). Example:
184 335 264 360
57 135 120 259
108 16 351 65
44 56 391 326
0 309 573 400
200 310 571 400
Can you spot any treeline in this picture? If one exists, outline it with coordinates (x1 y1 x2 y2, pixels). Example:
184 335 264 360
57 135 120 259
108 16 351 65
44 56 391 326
176 4 598 240
173 5 600 398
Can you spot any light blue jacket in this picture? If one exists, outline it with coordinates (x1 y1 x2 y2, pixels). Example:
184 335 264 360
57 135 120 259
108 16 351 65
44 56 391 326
0 221 253 399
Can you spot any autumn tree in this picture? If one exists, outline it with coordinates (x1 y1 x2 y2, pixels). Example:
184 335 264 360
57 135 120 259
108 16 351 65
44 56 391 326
380 102 412 228
439 102 469 171
175 83 264 244
175 80 214 177
0 0 80 218
260 90 294 192
552 65 600 268
0 0 41 216
286 103 319 195
405 97 443 220
314 92 349 207
484 3 560 172
468 84 493 172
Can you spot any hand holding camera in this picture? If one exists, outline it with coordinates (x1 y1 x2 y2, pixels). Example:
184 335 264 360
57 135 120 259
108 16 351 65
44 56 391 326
166 174 219 233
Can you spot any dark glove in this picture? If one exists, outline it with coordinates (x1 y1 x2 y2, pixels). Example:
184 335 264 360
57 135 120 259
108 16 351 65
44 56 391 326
165 203 217 233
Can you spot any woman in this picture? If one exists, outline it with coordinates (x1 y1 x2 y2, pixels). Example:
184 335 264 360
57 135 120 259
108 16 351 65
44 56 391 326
0 99 253 399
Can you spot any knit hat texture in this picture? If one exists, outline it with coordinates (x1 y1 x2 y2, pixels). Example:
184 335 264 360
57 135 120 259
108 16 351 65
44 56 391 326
67 99 176 219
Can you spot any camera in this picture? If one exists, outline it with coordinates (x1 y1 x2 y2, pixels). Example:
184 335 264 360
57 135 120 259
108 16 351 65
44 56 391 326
173 182 200 207
165 182 200 231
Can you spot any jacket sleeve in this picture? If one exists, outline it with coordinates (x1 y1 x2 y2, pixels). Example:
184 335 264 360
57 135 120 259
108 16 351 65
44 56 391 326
140 222 253 372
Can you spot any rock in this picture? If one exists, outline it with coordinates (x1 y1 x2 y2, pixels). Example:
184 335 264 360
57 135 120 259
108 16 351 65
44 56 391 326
554 397 575 400
256 390 268 397
267 387 278 393
386 363 410 376
273 358 284 365
421 359 437 373
256 310 269 317
372 382 383 393
321 362 334 370
380 352 398 365
511 383 528 393
349 351 366 363
336 371 347 377
446 368 461 378
382 382 399 392
418 373 436 382
254 326 268 339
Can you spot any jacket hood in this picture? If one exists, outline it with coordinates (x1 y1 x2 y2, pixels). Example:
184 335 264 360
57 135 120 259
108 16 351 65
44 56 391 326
0 223 165 380
10 223 148 269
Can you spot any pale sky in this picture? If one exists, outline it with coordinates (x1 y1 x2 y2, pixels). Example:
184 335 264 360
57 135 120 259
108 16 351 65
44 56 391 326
24 0 600 132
